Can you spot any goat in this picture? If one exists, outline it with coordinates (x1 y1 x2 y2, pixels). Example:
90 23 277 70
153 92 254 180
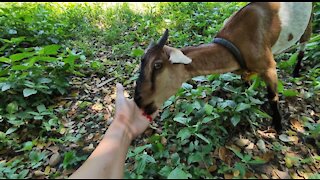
134 2 313 132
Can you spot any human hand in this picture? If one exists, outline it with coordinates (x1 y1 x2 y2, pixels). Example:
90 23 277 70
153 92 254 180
113 83 158 140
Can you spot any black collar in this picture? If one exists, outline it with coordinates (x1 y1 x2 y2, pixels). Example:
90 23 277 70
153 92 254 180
213 37 247 70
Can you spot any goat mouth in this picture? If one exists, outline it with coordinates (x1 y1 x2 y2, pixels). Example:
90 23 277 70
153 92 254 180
133 94 157 115
144 102 157 115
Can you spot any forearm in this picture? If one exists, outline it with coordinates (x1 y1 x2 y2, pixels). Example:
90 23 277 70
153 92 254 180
69 121 132 179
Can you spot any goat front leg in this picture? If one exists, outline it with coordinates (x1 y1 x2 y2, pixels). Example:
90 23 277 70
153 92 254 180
261 68 283 132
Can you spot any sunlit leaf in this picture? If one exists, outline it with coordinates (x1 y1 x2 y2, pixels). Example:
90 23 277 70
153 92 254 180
168 167 192 179
23 88 37 97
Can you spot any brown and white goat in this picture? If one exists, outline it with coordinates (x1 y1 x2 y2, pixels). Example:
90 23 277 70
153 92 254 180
134 2 313 132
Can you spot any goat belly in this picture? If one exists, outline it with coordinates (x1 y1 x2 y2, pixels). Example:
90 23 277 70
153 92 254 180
271 2 312 55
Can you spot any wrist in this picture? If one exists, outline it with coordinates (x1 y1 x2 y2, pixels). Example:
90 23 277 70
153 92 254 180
111 116 134 142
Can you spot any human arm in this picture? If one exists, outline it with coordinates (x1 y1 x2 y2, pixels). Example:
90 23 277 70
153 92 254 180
69 83 157 179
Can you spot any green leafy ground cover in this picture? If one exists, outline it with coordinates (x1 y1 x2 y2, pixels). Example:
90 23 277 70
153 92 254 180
0 2 319 179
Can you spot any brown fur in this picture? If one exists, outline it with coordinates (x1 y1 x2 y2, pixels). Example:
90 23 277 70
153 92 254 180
135 2 313 131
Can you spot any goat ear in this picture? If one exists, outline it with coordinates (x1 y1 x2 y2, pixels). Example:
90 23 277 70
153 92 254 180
164 45 192 64
157 29 169 48
145 39 156 53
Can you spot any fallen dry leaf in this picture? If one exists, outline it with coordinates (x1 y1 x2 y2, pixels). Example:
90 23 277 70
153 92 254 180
290 119 305 132
245 143 255 151
235 138 250 147
257 129 276 139
34 170 45 177
49 153 61 167
219 147 233 165
224 173 234 179
209 165 217 172
257 139 267 153
261 174 269 179
279 134 296 142
44 166 51 175
261 151 275 163
273 169 290 179
233 170 240 177
91 102 104 111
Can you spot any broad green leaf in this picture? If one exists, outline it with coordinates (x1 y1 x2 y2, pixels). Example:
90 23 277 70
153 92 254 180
192 100 201 110
37 104 46 113
129 144 151 157
248 75 261 91
204 103 213 115
219 100 236 109
34 115 44 120
173 116 190 125
38 77 52 84
159 166 172 177
131 48 144 57
192 76 207 82
10 36 26 43
283 89 299 97
278 80 284 93
182 83 193 90
278 53 297 69
1 83 11 92
177 128 192 141
29 56 58 65
227 146 243 159
252 108 272 119
23 141 34 151
18 169 29 179
188 152 202 164
80 55 86 61
162 99 173 108
90 61 102 69
0 68 9 76
195 133 210 144
6 101 18 114
168 167 192 179
173 113 189 125
136 157 147 175
12 65 29 71
5 127 17 135
202 115 215 123
136 154 156 174
63 55 78 68
231 114 241 126
161 109 171 121
38 44 61 55
0 57 11 63
63 151 76 169
0 131 6 139
9 52 34 61
23 88 37 97
235 103 251 112
287 53 298 66
234 162 246 177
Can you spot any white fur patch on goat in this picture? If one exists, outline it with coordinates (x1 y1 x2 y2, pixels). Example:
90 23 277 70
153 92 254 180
165 46 192 64
271 2 312 55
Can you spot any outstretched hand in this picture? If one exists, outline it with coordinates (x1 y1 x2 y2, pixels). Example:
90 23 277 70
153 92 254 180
114 83 158 140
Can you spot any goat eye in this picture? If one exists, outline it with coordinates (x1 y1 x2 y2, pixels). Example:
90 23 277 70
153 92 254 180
154 62 162 70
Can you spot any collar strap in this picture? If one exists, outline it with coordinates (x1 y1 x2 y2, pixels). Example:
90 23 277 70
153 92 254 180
213 37 247 70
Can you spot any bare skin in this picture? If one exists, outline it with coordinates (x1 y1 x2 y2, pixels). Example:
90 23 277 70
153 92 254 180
69 83 158 179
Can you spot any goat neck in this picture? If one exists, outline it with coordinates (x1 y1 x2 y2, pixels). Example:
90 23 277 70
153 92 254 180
181 43 241 78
